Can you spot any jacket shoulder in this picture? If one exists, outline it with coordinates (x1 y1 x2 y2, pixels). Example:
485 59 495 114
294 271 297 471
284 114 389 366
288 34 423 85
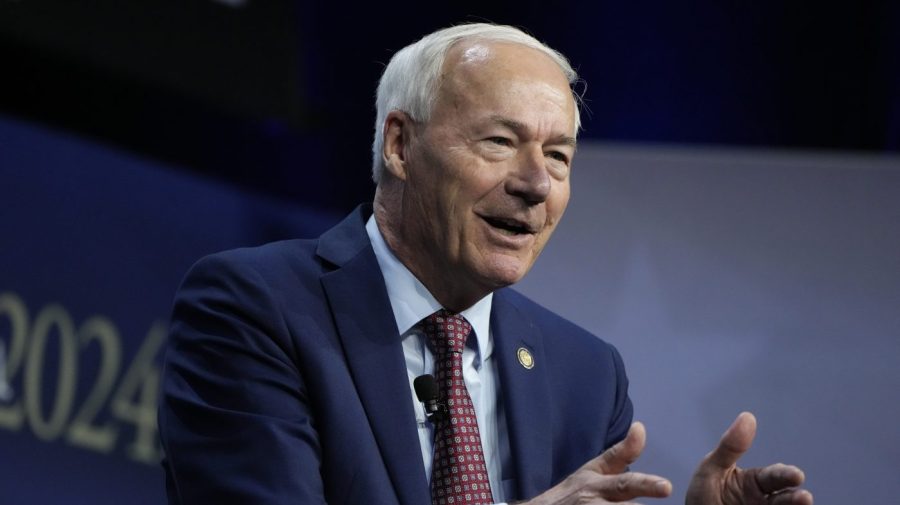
191 238 320 276
499 288 618 355
174 238 322 304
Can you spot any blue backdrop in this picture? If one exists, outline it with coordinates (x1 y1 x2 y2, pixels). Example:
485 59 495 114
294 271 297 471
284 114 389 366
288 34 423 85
0 115 338 504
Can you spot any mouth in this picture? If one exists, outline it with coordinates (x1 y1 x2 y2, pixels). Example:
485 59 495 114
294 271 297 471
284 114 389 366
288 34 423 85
480 215 535 236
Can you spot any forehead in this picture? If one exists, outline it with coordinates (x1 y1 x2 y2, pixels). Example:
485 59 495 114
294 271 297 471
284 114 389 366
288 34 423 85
436 41 576 133
442 40 571 91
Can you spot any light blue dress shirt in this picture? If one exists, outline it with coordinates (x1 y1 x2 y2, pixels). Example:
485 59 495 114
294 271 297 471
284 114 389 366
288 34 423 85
366 216 513 503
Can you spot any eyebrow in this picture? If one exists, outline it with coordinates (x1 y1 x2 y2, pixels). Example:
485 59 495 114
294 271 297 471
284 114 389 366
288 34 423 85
489 115 578 148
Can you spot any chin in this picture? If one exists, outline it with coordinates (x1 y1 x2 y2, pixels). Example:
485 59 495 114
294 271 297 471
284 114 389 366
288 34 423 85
475 255 533 289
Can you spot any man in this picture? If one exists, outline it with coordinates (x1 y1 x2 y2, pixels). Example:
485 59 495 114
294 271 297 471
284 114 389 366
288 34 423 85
159 23 813 505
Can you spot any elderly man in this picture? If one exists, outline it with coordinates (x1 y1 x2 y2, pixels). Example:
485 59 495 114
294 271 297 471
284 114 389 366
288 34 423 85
159 23 812 505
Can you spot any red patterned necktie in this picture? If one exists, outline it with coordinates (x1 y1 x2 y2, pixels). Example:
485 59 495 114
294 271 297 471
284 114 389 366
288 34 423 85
420 309 494 505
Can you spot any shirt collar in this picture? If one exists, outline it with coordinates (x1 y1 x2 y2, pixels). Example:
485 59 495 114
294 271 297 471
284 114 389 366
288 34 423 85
366 215 493 360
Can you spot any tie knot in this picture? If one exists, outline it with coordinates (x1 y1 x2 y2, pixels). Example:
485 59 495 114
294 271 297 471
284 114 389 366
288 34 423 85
420 309 471 355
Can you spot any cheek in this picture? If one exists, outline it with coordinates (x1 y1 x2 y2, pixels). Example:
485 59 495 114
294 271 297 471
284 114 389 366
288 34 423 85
547 183 571 225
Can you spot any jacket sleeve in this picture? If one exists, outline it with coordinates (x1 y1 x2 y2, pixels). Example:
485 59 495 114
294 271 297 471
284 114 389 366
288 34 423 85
603 344 634 451
158 253 327 505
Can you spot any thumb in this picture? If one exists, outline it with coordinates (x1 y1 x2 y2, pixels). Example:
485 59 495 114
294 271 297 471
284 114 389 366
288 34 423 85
588 421 647 475
706 411 757 470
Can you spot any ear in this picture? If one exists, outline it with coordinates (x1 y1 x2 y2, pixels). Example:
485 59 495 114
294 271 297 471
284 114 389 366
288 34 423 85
382 110 415 181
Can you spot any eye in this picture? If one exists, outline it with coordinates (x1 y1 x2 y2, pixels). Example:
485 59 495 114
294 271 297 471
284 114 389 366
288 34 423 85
487 136 512 147
546 151 569 164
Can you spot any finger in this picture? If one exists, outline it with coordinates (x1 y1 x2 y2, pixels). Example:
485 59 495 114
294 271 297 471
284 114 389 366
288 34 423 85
589 471 672 501
768 488 814 505
755 463 806 494
706 411 757 470
589 422 647 474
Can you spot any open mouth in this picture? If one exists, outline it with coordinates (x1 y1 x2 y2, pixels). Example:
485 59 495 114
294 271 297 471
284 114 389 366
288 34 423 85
482 216 533 236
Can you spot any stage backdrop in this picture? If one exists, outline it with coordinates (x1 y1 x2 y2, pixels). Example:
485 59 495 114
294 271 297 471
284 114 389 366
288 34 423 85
2 114 898 503
0 114 337 504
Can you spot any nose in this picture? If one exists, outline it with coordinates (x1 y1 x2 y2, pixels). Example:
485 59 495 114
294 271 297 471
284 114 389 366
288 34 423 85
506 146 551 204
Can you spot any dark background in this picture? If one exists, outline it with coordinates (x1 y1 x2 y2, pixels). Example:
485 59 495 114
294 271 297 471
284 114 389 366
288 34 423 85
2 0 898 213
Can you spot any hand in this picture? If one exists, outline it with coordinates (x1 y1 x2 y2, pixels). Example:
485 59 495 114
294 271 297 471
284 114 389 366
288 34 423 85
686 412 813 505
523 422 672 505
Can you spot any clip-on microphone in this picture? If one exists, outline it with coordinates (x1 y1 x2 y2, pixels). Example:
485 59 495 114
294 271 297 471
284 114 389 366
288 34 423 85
414 374 447 423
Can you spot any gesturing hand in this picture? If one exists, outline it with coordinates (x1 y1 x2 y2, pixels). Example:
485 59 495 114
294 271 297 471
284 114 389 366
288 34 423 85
524 422 672 505
686 412 813 505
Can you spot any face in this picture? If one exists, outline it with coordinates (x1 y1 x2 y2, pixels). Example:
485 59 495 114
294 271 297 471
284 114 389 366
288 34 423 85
385 41 577 308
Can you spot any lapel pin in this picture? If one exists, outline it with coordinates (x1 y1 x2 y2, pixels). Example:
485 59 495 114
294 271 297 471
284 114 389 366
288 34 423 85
517 347 534 370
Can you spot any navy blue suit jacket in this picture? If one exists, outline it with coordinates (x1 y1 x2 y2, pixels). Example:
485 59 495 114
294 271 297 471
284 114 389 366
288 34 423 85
159 205 633 504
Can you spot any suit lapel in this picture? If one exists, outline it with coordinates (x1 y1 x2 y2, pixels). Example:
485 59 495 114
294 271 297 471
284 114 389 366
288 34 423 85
491 290 553 500
318 207 430 505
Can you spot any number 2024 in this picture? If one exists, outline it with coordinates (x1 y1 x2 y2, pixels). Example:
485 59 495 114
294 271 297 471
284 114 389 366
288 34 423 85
0 291 164 465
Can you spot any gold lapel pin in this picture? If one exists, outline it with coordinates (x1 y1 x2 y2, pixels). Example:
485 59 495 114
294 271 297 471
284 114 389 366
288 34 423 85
517 347 534 369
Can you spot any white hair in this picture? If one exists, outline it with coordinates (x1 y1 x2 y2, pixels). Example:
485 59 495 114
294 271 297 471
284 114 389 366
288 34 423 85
371 23 582 183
